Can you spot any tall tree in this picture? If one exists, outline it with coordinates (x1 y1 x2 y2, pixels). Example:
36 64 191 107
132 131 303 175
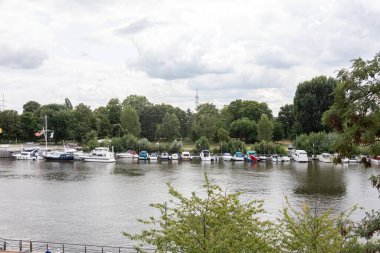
19 112 40 141
106 98 122 125
93 107 112 138
156 112 180 141
257 114 273 142
323 53 380 158
122 95 152 116
22 101 41 113
227 99 273 123
277 104 295 139
272 121 285 142
192 103 221 141
120 105 141 137
70 103 94 143
0 110 21 142
293 76 337 135
229 117 256 142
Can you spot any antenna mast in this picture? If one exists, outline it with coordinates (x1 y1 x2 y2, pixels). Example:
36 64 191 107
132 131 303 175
195 89 199 108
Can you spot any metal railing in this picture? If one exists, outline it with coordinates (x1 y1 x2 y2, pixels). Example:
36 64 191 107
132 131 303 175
0 237 155 253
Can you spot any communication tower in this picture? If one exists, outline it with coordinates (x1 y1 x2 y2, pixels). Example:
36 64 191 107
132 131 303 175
195 89 199 107
0 94 5 111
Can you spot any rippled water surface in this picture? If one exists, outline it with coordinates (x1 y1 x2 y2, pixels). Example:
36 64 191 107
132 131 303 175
0 158 379 246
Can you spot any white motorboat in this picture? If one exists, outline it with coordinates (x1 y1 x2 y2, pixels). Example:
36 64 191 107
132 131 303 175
271 154 281 162
81 147 116 163
171 153 179 160
221 152 233 161
149 153 158 160
116 150 138 159
232 152 244 161
292 150 309 163
160 152 170 160
13 149 42 160
200 150 212 161
317 153 334 163
180 151 192 161
281 156 290 162
258 155 267 161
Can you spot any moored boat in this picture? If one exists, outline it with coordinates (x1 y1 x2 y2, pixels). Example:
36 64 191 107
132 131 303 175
180 151 192 161
371 155 380 165
317 153 334 163
292 150 309 163
81 147 116 163
200 150 212 161
222 152 233 161
232 152 244 161
244 150 258 162
160 152 170 160
149 153 158 160
138 151 149 160
13 148 42 160
271 154 281 162
116 150 138 159
171 153 179 160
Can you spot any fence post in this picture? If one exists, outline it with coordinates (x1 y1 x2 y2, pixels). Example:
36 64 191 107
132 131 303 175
102 246 104 253
85 245 86 253
63 243 64 253
30 241 32 252
119 247 121 253
3 241 6 251
46 243 49 251
19 240 22 251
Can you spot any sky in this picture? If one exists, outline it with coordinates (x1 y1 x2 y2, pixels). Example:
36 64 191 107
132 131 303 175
0 0 379 116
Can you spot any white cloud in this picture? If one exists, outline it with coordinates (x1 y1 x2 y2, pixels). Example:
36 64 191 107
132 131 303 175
1 0 379 116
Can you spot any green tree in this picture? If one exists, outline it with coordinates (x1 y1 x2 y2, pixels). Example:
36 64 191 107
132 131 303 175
93 107 112 138
0 110 21 142
192 103 220 141
257 114 273 142
195 136 210 151
277 104 294 139
70 103 94 143
272 121 284 142
227 99 273 123
156 112 180 141
22 101 41 113
229 117 255 141
122 95 152 116
106 98 122 125
278 198 356 253
124 174 276 253
293 76 337 136
216 127 230 142
19 112 40 141
323 53 380 158
120 105 141 137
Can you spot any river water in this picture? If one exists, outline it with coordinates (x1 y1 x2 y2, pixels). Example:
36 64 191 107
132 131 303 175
0 158 379 247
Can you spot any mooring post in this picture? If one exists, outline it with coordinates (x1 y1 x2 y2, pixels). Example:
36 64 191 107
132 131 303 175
102 246 104 253
30 241 32 252
19 240 22 251
3 240 6 251
84 245 86 253
63 243 65 253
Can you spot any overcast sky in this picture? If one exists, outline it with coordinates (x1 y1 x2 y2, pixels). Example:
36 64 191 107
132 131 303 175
0 0 379 115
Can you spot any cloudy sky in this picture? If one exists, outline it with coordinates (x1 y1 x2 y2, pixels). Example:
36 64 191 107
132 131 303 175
1 0 379 115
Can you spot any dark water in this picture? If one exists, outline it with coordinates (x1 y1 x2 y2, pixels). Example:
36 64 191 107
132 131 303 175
0 159 379 246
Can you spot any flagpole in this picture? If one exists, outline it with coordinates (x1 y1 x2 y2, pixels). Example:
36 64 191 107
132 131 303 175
45 114 48 150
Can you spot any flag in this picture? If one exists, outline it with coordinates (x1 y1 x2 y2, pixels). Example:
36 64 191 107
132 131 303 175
35 130 45 137
50 131 54 138
0 128 2 134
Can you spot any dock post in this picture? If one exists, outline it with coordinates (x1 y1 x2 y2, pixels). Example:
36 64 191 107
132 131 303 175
19 240 22 252
3 240 6 251
30 241 32 252
63 243 64 253
102 246 104 253
84 245 86 253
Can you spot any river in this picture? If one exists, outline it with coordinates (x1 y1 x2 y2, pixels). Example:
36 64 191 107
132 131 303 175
0 158 379 247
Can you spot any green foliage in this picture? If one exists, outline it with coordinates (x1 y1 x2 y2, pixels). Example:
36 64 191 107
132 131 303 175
195 136 210 151
124 174 277 253
229 117 256 142
106 98 122 125
278 198 351 253
323 53 380 158
226 99 273 122
293 75 337 136
168 140 182 153
226 139 245 154
120 105 141 137
86 130 98 150
277 104 295 139
257 114 273 142
272 121 284 142
295 132 338 155
216 127 230 142
138 138 151 152
70 103 94 143
0 110 21 142
122 95 153 116
253 141 285 155
22 101 41 113
192 103 221 141
156 112 180 141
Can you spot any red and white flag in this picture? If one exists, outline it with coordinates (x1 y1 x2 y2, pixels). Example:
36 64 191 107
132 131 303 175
35 130 45 137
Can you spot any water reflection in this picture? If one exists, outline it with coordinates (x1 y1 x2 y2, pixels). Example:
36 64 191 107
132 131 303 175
293 161 346 195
